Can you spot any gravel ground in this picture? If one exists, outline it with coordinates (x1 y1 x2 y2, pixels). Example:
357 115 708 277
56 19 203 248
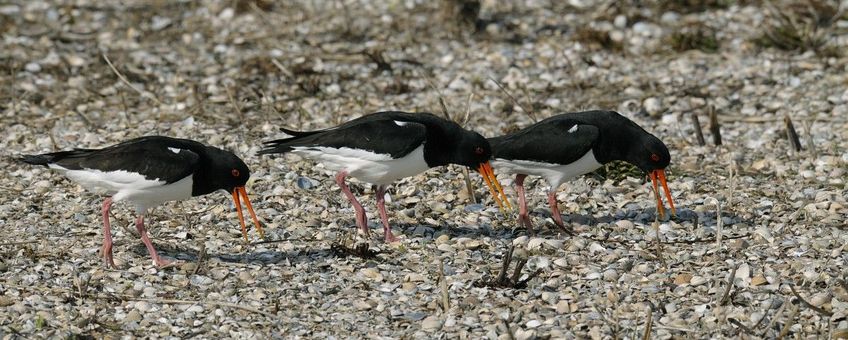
2 0 848 338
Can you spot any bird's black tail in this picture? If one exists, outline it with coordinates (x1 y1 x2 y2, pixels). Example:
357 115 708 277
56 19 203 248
258 127 322 155
17 150 90 166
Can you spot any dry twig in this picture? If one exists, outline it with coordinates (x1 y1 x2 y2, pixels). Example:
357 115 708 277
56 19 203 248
102 53 163 106
642 305 653 340
489 77 537 123
783 114 802 152
690 112 706 146
438 259 450 312
789 284 833 316
719 265 738 306
708 105 722 145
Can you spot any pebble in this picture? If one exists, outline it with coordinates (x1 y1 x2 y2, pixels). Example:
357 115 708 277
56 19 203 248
25 62 41 72
125 310 142 323
643 97 663 117
421 316 443 331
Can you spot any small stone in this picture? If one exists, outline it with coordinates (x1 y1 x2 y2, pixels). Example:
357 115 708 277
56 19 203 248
809 292 832 307
556 300 570 313
404 273 426 282
527 238 544 250
643 97 663 117
125 310 142 323
353 300 372 311
421 316 443 331
135 301 151 312
553 258 568 268
512 236 529 247
750 274 767 286
674 273 693 285
25 62 41 72
588 242 607 254
437 244 455 253
690 276 708 286
463 240 482 250
615 220 634 229
360 268 383 281
238 271 254 284
525 319 542 328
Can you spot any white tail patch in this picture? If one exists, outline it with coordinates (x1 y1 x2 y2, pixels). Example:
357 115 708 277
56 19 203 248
168 147 182 154
393 120 408 127
567 125 578 133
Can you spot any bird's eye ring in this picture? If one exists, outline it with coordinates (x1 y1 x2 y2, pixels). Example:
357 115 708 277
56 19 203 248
474 146 484 155
650 154 660 162
231 169 240 177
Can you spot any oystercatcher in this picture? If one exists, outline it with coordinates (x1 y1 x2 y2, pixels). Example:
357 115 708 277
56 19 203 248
19 136 264 267
489 110 676 234
259 111 510 242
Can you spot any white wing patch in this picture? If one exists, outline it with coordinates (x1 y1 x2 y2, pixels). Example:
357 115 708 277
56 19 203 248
567 125 578 133
47 163 193 213
393 120 408 127
168 147 182 154
293 146 394 162
492 150 602 189
291 145 429 185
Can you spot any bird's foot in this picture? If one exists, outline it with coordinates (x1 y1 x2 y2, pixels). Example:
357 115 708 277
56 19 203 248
101 245 117 269
384 232 399 243
519 215 534 235
555 222 576 236
152 257 180 268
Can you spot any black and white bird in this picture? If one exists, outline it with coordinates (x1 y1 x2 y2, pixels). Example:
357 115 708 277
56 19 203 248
489 110 676 234
259 111 510 242
19 136 264 268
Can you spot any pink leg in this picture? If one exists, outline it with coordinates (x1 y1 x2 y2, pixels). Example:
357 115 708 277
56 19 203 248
135 215 174 267
335 171 369 236
547 191 574 235
514 175 534 234
101 198 116 268
375 186 398 243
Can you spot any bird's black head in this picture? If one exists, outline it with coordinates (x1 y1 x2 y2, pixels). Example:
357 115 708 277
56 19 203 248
218 151 251 193
195 147 251 195
453 131 493 169
628 134 671 173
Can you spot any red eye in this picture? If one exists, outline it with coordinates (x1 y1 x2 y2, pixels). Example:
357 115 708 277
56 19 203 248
231 169 240 177
474 147 484 155
650 154 660 162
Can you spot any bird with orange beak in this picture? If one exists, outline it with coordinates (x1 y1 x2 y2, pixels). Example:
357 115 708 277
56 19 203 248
259 111 510 243
489 110 676 234
19 136 264 268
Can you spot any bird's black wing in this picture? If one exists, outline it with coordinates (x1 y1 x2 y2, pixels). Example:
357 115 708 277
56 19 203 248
260 118 427 158
490 119 599 165
36 137 201 183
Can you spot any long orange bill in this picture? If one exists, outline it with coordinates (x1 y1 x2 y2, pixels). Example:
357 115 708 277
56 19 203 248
477 162 512 212
649 169 676 219
232 186 265 243
656 169 676 217
238 186 265 239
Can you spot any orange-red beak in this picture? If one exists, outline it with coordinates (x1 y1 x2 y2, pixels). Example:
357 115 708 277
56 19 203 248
477 162 512 212
232 186 265 242
648 169 676 219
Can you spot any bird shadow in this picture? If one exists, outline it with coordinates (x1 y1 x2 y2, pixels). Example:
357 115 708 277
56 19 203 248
134 206 748 266
132 243 346 266
485 204 749 237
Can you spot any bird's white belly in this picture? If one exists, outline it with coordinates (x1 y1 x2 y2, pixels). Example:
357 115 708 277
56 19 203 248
492 150 602 189
50 164 193 213
293 145 430 185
